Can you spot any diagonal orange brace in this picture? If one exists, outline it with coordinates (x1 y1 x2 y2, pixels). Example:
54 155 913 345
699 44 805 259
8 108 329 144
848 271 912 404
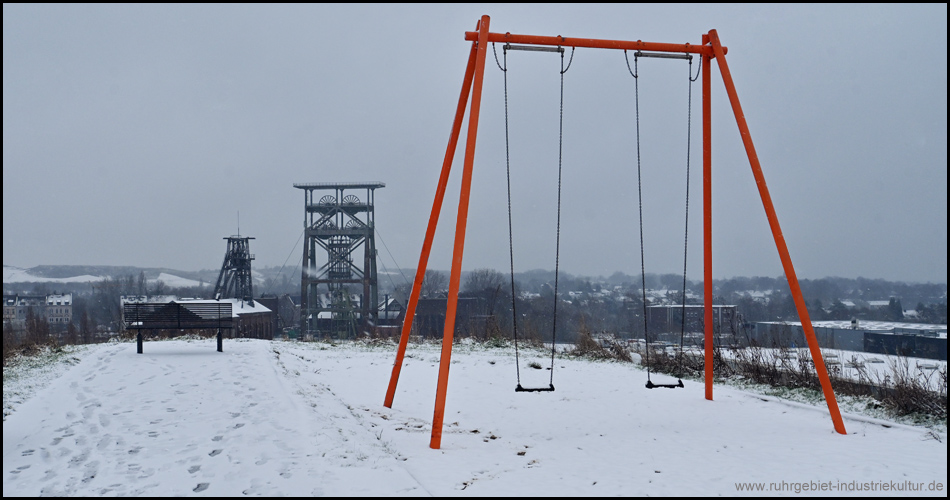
708 29 846 435
384 39 479 410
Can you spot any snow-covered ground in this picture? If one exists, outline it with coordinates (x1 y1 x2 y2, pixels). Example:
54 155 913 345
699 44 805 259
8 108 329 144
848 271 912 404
3 339 947 496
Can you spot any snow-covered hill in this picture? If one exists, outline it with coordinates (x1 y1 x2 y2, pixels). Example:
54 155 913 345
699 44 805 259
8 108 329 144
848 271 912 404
3 339 946 496
3 266 103 284
153 272 208 288
3 266 210 288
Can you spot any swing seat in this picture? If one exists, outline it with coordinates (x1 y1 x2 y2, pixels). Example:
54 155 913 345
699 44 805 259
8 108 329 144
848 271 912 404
516 384 555 393
645 379 684 389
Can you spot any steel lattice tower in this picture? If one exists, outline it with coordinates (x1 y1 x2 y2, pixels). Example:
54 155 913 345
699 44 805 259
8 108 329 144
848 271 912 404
213 236 256 304
294 182 384 339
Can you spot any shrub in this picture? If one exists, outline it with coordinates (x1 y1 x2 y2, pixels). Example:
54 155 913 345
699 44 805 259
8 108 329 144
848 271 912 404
570 325 632 363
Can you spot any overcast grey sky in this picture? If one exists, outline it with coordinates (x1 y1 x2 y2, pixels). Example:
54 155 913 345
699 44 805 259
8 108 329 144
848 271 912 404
3 4 947 284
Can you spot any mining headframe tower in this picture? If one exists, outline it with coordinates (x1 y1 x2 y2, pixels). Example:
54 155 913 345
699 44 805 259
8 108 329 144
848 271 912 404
294 182 384 338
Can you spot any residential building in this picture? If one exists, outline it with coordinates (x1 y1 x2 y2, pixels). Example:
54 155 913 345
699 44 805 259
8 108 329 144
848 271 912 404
3 294 17 323
14 295 47 323
45 293 72 324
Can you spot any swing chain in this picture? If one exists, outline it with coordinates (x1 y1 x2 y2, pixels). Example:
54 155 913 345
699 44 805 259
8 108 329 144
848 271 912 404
631 51 652 383
624 50 648 376
624 49 638 78
560 46 575 74
548 46 571 385
497 43 569 390
677 54 696 378
628 48 695 388
492 42 507 72
498 43 522 386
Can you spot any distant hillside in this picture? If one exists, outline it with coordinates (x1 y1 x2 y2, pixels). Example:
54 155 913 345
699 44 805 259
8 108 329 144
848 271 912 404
4 265 198 282
3 264 277 287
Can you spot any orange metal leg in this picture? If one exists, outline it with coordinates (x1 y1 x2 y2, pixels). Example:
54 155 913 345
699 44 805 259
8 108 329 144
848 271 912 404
430 15 491 450
708 30 846 435
384 41 479 409
702 35 714 401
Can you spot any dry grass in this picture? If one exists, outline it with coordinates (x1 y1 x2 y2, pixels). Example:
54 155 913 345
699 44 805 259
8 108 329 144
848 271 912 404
878 358 947 419
570 326 632 363
634 335 947 422
3 326 57 367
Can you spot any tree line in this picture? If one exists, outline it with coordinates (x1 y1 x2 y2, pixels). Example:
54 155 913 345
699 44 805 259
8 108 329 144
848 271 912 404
3 268 945 363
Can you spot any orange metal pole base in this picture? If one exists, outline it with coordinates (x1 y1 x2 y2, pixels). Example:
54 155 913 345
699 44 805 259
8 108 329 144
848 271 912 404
708 29 846 435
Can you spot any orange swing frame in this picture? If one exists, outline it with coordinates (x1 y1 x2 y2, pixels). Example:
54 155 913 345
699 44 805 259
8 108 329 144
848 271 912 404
384 15 847 449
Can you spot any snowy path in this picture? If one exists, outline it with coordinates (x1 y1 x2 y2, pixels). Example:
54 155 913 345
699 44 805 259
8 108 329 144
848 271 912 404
3 340 423 496
3 338 947 496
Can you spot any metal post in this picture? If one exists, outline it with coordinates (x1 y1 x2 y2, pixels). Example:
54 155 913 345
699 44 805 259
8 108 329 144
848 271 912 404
137 332 143 354
300 188 310 340
430 14 490 450
702 33 714 401
218 302 224 352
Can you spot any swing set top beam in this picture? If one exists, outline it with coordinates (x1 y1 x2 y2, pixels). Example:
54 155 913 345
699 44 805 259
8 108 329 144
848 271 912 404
464 31 726 56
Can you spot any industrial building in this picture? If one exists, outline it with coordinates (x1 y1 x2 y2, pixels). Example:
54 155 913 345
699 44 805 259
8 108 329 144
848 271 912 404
754 320 947 361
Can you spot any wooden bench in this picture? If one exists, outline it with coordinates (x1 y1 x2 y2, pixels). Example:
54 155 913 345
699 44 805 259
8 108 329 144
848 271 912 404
124 301 233 353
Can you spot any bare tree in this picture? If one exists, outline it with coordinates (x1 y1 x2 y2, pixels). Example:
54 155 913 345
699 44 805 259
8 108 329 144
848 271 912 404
462 268 506 296
136 271 147 296
421 270 447 298
151 280 167 296
66 322 78 345
25 306 51 347
462 268 510 339
80 309 92 344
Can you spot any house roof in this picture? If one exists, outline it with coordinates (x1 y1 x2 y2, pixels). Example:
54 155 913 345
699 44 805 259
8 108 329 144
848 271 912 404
175 298 270 317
